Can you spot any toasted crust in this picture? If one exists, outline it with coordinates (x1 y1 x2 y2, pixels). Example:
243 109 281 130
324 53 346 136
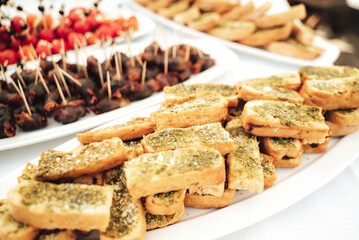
237 84 304 103
299 66 359 81
261 137 302 161
145 190 186 215
158 1 189 19
145 207 185 230
124 147 226 199
184 189 235 209
101 166 146 240
325 121 359 137
293 21 315 46
193 0 234 11
227 100 246 121
241 100 329 140
163 83 238 107
254 4 306 29
0 200 39 240
273 155 302 168
188 13 221 31
7 181 113 232
236 72 302 91
173 6 200 25
141 123 234 155
73 172 104 185
36 138 127 181
261 154 277 188
266 40 324 60
77 117 154 144
188 182 225 197
17 162 37 183
222 2 254 20
239 22 293 47
299 77 359 110
150 93 228 130
225 121 264 193
302 133 332 154
124 139 144 161
325 108 359 127
208 21 256 41
36 230 77 240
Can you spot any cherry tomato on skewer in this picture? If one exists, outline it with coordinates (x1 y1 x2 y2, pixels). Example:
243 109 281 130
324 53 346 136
21 45 37 61
0 49 18 65
35 41 51 58
73 20 90 34
67 32 85 49
39 29 55 42
68 7 86 23
85 32 100 45
11 16 28 33
24 34 39 46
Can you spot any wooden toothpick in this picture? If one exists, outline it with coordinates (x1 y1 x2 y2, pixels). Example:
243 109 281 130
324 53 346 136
164 48 168 75
97 60 104 87
106 71 111 99
53 75 67 105
59 69 82 87
56 64 71 97
16 68 27 89
37 69 50 94
18 81 32 116
141 61 147 86
114 52 121 80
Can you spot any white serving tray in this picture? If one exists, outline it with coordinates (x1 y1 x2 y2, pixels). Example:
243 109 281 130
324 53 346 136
0 38 239 151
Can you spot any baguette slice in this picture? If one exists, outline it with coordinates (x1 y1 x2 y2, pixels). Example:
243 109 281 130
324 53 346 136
0 199 39 240
150 93 228 130
227 99 246 121
18 162 37 183
293 21 315 46
273 154 302 168
325 121 359 137
299 65 359 81
77 117 154 144
207 20 256 41
36 138 127 181
164 83 238 107
222 1 254 21
73 172 104 186
188 182 225 198
124 147 226 199
237 84 304 103
188 13 221 32
239 22 293 47
36 230 77 240
194 0 234 12
124 139 144 161
266 40 324 60
184 189 235 209
158 1 189 19
236 72 302 91
302 132 332 154
145 207 185 230
145 190 186 215
225 120 264 193
254 4 306 29
173 6 200 25
299 77 359 110
261 154 277 188
147 0 172 12
260 137 302 161
7 181 113 231
141 123 234 155
325 108 359 136
241 100 329 140
239 1 272 21
101 166 146 240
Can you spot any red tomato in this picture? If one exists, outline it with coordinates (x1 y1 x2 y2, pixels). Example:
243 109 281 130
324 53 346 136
67 32 85 49
19 45 37 61
51 39 62 54
35 44 51 58
111 22 124 37
55 25 71 39
39 29 55 42
10 38 22 50
127 16 138 31
0 26 11 41
73 20 90 34
85 32 100 45
68 7 85 23
0 49 18 65
11 16 28 33
85 15 100 30
24 34 39 46
43 15 54 29
97 24 114 41
0 41 8 51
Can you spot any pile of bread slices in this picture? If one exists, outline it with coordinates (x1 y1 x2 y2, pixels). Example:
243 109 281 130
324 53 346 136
1 65 359 240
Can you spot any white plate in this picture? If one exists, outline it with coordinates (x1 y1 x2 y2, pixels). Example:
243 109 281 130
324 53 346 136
126 0 340 67
0 38 239 151
0 103 358 240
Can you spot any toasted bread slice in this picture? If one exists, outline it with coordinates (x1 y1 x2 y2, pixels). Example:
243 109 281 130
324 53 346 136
208 21 256 41
36 230 77 240
184 189 235 209
222 1 254 21
266 39 324 60
77 117 154 144
254 4 306 29
300 77 359 110
36 138 127 181
293 21 315 46
260 137 302 161
145 207 185 230
18 162 37 183
237 84 304 103
188 13 221 32
147 0 172 12
145 190 186 215
100 166 146 240
141 123 234 155
193 0 234 12
325 108 359 136
236 72 302 91
299 65 359 81
124 147 226 199
302 132 332 153
150 93 228 130
239 1 272 21
0 199 39 240
227 99 246 121
274 155 302 168
241 100 329 140
261 154 277 188
239 22 293 47
158 1 189 19
173 6 200 25
164 83 238 107
124 139 144 161
188 182 225 198
73 172 104 185
7 181 113 231
212 2 238 14
225 120 264 193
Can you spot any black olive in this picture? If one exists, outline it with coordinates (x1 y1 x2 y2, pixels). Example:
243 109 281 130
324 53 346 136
17 6 23 11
